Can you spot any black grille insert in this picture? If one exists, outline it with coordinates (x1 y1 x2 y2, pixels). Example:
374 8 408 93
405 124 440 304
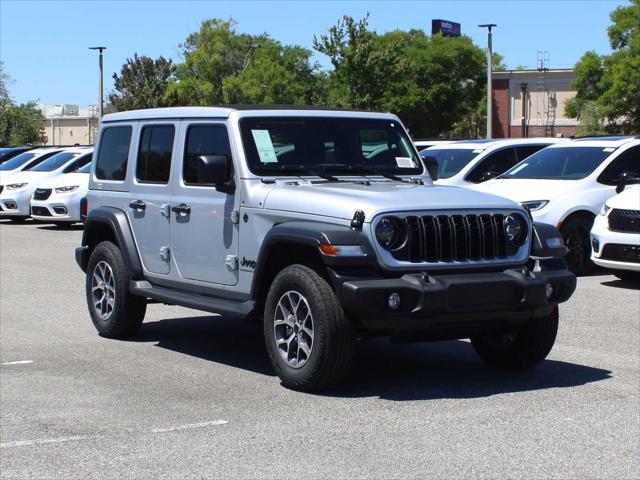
609 209 640 233
33 188 52 200
31 206 51 216
601 243 640 263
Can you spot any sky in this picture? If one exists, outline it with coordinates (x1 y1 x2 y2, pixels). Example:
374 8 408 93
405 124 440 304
0 0 628 107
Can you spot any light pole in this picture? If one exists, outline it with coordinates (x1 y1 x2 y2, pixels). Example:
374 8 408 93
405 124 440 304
478 24 496 139
89 46 107 118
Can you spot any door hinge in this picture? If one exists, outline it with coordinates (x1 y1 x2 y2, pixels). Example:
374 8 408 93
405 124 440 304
160 204 171 217
225 254 238 271
231 209 240 224
160 246 170 261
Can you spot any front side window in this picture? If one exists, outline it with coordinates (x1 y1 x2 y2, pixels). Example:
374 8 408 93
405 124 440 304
515 145 546 161
183 125 231 185
28 152 79 172
136 125 175 184
501 147 612 180
240 117 423 176
421 149 479 179
597 146 640 185
62 152 92 173
466 147 518 183
95 126 132 181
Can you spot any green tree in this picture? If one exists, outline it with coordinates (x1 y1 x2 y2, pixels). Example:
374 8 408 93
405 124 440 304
0 63 44 146
109 53 177 111
566 0 640 133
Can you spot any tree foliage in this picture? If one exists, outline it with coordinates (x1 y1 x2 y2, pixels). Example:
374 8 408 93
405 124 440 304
566 0 640 133
109 53 177 111
0 62 44 146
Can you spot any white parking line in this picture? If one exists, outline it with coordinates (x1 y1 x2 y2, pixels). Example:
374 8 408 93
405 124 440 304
0 435 91 448
150 420 228 433
0 360 34 366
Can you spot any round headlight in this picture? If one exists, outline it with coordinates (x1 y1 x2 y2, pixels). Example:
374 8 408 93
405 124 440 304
504 214 526 245
375 216 405 250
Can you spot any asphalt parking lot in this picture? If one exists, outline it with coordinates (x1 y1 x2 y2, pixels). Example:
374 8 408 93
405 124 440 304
1 220 639 479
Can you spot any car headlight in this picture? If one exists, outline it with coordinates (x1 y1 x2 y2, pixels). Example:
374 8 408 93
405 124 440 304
54 185 79 193
599 204 611 216
6 182 28 190
520 200 549 212
375 216 406 250
504 213 528 246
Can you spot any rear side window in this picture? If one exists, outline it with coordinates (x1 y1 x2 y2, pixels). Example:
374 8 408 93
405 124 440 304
96 126 132 181
136 125 175 184
515 145 546 161
466 147 518 183
183 125 231 185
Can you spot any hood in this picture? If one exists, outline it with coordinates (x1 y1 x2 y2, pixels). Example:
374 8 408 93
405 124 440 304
262 181 523 221
608 185 640 210
35 172 89 189
472 178 579 204
0 170 51 186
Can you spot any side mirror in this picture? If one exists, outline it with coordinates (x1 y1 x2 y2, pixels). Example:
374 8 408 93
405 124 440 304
615 171 640 194
196 155 234 192
422 155 439 181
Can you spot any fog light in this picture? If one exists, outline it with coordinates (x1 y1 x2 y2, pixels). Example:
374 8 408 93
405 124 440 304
545 283 554 300
591 237 600 253
5 201 17 210
388 292 401 310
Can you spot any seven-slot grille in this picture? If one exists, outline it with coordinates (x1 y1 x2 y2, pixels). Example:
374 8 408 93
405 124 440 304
33 188 52 200
398 213 511 263
608 209 640 233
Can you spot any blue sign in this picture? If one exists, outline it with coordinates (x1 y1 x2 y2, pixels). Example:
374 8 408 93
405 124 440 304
432 19 461 37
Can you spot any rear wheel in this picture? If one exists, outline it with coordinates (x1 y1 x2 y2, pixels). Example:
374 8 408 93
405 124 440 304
263 265 355 391
86 241 146 338
471 307 559 369
561 216 594 275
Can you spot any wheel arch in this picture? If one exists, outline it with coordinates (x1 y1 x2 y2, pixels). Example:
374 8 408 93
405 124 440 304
557 209 596 231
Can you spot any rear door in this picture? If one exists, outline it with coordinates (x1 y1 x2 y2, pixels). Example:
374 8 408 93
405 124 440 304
170 122 239 286
127 122 177 275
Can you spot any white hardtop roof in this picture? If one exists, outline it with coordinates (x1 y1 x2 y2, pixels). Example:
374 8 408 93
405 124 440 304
425 137 566 150
102 106 399 123
57 146 94 154
29 146 67 154
558 136 638 148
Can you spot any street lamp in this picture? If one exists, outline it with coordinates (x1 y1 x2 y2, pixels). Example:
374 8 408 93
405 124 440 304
89 46 107 118
478 24 496 139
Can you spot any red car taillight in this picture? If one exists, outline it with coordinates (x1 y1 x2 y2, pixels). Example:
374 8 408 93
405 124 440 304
80 197 88 221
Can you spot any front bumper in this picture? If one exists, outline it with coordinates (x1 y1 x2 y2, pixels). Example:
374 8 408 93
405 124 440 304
591 214 640 272
31 197 82 222
338 265 575 336
0 189 32 216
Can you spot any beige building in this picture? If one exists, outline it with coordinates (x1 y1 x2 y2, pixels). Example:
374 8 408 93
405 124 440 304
40 104 99 145
492 68 579 138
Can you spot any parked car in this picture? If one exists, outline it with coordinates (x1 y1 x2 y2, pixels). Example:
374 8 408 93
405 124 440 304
413 139 453 150
0 146 34 164
30 155 93 225
420 138 567 187
590 185 640 281
75 106 575 391
0 147 93 220
473 136 640 274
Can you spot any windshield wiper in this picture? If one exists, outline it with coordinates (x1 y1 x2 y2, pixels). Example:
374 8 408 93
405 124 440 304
340 164 409 183
275 165 341 182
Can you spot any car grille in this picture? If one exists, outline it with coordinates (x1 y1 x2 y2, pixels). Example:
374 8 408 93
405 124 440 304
33 188 52 200
31 206 51 216
601 243 640 264
608 209 640 233
395 213 515 263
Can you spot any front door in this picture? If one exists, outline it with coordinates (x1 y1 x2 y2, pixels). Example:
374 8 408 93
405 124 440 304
170 122 238 286
127 122 177 275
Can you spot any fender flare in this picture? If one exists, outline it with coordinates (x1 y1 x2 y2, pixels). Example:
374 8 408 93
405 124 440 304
79 206 143 277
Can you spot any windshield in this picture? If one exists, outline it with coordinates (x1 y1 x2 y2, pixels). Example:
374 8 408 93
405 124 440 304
501 147 612 180
0 152 37 171
240 117 423 177
27 152 78 172
421 149 480 179
76 163 91 173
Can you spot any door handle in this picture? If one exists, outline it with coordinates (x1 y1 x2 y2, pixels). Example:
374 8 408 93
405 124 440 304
129 200 146 211
171 204 191 216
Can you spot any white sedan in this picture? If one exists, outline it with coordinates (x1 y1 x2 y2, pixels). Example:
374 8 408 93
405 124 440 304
30 162 90 224
0 147 93 220
473 136 640 274
591 185 640 281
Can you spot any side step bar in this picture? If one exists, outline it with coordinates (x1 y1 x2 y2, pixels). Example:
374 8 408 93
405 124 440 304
129 280 257 319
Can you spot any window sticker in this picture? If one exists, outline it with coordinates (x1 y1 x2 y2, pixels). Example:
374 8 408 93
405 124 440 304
508 162 528 175
395 156 414 168
603 147 615 152
251 129 278 163
472 149 484 153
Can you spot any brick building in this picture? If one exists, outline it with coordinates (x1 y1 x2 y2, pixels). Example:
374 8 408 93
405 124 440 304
492 69 578 138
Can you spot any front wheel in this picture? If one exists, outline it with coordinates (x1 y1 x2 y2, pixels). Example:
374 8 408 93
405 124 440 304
561 217 594 275
85 241 146 338
471 306 559 369
263 265 355 391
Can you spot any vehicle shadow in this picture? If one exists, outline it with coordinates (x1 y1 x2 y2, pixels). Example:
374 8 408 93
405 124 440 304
601 279 640 290
36 224 84 231
132 315 612 401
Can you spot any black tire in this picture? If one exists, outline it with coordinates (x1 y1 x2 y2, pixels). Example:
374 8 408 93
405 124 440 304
614 270 640 283
263 264 355 391
471 306 559 369
561 216 594 275
85 241 146 338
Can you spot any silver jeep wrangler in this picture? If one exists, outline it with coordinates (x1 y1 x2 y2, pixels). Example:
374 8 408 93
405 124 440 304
76 106 576 391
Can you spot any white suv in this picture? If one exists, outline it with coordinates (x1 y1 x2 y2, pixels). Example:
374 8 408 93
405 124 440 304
591 185 640 281
421 138 566 187
473 136 640 274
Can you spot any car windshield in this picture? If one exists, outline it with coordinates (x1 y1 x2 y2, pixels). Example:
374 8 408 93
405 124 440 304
27 152 78 172
76 163 91 173
240 117 423 177
501 147 613 180
421 149 480 179
0 152 38 171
